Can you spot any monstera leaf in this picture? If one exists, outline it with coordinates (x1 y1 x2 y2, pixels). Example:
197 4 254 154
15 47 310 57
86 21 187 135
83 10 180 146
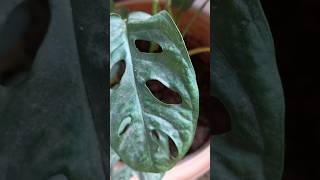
211 0 285 179
110 11 199 172
0 0 108 179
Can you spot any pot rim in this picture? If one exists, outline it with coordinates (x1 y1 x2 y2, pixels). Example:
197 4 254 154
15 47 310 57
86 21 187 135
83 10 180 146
115 0 210 15
163 140 210 180
113 140 210 179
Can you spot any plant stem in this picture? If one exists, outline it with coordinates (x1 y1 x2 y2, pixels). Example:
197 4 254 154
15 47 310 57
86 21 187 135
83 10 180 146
150 0 160 52
182 0 209 37
152 0 159 15
188 47 210 56
166 0 173 17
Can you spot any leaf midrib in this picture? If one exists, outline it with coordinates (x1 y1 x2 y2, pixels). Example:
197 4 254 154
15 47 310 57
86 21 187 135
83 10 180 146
125 24 155 168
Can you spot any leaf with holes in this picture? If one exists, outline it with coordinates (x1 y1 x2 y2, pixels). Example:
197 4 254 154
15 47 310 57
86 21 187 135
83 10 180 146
110 11 199 172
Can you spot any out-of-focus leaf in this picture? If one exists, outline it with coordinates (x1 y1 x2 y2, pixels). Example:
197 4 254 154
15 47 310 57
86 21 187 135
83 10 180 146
211 0 285 179
0 0 108 179
0 1 29 56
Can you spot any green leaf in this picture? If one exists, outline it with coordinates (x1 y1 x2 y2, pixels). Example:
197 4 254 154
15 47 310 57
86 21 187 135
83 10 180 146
211 0 285 179
110 11 199 172
0 1 29 57
0 0 108 179
110 0 115 13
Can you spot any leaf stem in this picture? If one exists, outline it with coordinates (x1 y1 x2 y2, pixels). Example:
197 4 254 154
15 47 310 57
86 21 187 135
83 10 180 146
150 0 160 52
188 47 210 56
166 0 173 17
182 0 209 37
152 0 159 15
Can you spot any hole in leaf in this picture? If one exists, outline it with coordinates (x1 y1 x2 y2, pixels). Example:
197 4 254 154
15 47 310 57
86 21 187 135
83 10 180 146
146 80 182 104
150 130 160 141
118 116 131 136
168 138 178 159
0 0 50 86
135 40 163 53
110 60 126 88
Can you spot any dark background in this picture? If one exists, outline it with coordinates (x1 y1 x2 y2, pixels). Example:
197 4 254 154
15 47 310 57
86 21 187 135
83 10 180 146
260 0 320 179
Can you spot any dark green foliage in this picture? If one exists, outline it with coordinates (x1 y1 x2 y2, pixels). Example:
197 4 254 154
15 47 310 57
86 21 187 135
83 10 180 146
211 0 285 179
0 0 108 179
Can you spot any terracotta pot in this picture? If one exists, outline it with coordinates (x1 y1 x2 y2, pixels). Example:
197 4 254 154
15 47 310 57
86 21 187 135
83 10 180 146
114 1 210 179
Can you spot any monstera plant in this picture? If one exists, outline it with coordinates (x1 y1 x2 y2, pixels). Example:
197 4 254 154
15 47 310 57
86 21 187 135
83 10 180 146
110 9 199 179
0 0 284 179
109 0 214 180
111 0 284 180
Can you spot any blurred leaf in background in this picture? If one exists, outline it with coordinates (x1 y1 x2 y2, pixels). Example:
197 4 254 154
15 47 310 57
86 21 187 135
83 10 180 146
0 0 108 179
211 0 285 179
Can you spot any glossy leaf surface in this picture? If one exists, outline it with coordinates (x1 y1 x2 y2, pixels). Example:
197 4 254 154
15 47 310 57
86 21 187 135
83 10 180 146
211 0 285 179
110 11 199 172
